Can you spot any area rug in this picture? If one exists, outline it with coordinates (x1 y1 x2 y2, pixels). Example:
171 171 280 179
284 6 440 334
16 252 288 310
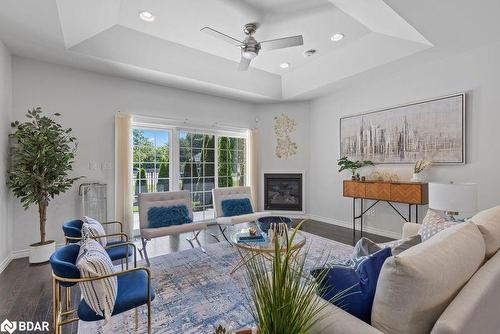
78 232 353 334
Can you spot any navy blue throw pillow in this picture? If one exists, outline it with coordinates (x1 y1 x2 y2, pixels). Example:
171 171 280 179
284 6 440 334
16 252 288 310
147 205 192 228
221 198 253 217
311 247 392 323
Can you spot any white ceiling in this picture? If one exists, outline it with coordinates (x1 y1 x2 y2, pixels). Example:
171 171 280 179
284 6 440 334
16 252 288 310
0 0 499 102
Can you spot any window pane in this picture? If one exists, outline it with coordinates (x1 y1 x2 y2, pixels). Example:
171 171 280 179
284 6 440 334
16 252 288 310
204 178 215 192
180 178 192 191
237 138 245 151
228 137 237 150
204 135 215 149
203 149 215 162
203 163 215 177
218 177 228 188
192 192 203 207
237 150 245 164
192 134 204 148
204 192 213 206
157 178 169 192
180 163 194 178
218 135 246 188
193 179 204 192
180 147 191 162
157 163 169 178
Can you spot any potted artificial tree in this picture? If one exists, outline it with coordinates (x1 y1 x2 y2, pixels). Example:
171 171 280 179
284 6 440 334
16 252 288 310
7 107 81 263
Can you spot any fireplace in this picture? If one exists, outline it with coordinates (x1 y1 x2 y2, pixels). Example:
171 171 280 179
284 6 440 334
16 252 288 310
264 173 303 211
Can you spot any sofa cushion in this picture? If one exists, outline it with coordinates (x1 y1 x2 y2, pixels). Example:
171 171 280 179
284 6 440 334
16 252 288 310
431 251 500 334
312 247 392 323
471 206 500 258
221 198 253 217
372 222 485 334
351 235 421 259
418 209 460 241
147 205 192 228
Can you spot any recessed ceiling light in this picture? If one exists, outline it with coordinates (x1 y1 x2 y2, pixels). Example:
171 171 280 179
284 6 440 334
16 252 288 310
303 49 317 57
331 33 344 42
280 62 290 69
139 11 155 22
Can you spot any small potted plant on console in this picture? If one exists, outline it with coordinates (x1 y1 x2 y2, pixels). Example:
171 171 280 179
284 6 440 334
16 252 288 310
337 156 374 180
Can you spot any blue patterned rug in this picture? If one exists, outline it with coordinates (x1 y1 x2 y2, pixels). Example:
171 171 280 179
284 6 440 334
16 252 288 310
78 232 353 334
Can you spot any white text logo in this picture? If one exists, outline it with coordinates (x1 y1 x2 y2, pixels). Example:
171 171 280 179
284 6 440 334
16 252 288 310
0 320 16 334
0 319 49 333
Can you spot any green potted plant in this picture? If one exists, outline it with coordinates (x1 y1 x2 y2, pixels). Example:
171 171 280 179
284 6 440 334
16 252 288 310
239 222 346 334
7 107 81 263
337 156 374 180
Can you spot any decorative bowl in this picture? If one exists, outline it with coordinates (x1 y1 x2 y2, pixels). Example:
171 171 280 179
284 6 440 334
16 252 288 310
256 216 293 234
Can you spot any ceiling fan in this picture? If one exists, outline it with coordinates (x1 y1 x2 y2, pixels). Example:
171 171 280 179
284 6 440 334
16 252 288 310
201 23 304 71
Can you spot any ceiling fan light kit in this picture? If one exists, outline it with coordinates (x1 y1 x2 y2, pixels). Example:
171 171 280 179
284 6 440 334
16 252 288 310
201 22 304 71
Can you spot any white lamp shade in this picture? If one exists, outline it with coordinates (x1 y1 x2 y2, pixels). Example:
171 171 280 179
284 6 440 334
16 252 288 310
429 182 478 214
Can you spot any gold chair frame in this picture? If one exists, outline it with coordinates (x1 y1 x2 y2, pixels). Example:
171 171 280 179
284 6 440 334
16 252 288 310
64 221 125 244
51 244 152 334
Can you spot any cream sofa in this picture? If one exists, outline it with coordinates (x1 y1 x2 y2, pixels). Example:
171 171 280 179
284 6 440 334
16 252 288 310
312 206 500 334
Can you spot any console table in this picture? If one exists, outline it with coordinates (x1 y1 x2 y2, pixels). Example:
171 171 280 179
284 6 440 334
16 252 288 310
343 180 428 244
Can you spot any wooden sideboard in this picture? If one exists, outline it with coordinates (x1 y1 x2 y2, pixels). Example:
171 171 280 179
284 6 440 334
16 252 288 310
343 180 429 244
343 180 428 205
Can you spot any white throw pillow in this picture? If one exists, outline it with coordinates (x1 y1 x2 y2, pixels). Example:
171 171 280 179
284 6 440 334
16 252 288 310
372 223 485 334
82 216 107 246
76 238 117 320
418 209 459 241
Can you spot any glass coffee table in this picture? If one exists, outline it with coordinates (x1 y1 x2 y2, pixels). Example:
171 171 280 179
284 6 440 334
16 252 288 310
230 228 306 274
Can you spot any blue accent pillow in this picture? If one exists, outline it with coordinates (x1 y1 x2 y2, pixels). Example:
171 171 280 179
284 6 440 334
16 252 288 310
311 247 392 323
221 198 253 217
147 205 192 228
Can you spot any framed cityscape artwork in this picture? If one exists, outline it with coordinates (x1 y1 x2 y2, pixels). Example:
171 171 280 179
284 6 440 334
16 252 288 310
340 93 465 164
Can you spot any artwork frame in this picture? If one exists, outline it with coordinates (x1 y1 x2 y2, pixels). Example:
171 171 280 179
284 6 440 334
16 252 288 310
339 93 466 164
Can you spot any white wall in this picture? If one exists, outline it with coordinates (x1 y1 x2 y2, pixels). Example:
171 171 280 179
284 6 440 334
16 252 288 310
11 57 256 254
309 42 500 237
0 40 13 271
255 102 310 212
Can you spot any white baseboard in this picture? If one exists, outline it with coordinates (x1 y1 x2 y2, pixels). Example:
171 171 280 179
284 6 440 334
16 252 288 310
0 254 13 274
307 214 402 240
11 243 66 260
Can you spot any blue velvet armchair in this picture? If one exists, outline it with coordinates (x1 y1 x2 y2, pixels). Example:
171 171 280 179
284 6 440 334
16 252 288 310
62 219 134 264
49 244 154 334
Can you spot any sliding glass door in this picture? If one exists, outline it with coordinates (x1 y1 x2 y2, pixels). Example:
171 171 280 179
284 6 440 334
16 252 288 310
131 124 247 227
132 127 172 230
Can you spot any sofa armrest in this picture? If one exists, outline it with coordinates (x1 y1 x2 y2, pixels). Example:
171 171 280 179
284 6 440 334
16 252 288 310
311 296 383 334
402 223 421 239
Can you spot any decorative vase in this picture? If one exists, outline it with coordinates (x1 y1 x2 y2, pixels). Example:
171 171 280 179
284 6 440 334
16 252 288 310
411 173 425 182
29 240 56 264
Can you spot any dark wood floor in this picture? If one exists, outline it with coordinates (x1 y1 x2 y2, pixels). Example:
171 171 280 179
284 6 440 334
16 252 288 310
0 220 392 334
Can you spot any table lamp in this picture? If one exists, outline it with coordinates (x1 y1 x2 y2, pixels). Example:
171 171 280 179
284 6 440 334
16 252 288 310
429 182 478 220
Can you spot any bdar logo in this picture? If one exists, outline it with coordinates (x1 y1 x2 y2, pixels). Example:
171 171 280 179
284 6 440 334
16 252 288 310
0 319 16 334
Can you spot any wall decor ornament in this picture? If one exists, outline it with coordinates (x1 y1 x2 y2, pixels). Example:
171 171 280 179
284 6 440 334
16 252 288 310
274 113 298 159
340 93 465 164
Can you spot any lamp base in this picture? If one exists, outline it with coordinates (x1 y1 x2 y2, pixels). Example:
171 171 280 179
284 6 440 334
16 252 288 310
445 211 460 221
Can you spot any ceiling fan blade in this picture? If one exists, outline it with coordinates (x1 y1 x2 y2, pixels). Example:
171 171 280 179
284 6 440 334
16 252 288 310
260 35 304 51
237 56 251 71
200 27 243 47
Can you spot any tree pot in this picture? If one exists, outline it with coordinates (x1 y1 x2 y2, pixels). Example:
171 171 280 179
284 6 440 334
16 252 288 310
29 240 56 264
